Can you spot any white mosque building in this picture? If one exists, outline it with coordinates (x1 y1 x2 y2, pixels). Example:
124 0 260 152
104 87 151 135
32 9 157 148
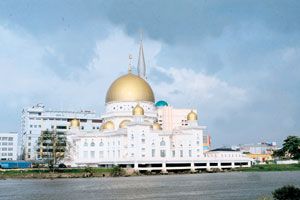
61 41 252 172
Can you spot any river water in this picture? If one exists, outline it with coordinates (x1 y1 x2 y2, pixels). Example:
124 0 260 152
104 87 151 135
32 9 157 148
0 171 299 200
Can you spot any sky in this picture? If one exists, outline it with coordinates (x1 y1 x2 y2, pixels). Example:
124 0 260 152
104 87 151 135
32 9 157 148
0 0 299 147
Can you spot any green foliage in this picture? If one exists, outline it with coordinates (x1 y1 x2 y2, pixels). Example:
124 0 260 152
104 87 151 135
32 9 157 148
237 164 300 172
110 165 125 177
273 136 300 160
272 185 300 200
84 167 95 174
36 130 67 167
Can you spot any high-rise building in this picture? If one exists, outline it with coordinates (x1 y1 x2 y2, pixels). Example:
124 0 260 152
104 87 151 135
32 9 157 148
0 132 18 161
21 104 102 160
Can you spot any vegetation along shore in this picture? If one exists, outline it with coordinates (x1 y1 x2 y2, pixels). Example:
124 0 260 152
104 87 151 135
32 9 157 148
0 164 299 179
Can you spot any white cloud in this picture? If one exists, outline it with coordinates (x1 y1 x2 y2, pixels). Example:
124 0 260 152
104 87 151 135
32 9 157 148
151 66 248 120
0 24 249 143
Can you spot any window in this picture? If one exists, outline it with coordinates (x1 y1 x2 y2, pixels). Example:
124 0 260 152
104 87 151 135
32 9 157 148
91 141 95 147
90 151 95 158
152 149 155 157
160 150 166 157
141 138 145 143
180 150 183 157
83 151 88 158
99 151 104 158
99 141 104 147
160 140 166 146
189 150 192 157
28 142 31 146
118 150 120 158
8 137 13 141
172 150 175 157
84 140 88 147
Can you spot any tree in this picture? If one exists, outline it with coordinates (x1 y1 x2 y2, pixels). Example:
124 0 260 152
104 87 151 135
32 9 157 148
272 185 300 200
37 130 67 168
273 136 300 160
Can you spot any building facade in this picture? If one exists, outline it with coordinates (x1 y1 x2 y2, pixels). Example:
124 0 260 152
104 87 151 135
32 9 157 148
235 142 278 162
22 41 252 171
21 104 102 160
59 42 252 171
0 132 18 161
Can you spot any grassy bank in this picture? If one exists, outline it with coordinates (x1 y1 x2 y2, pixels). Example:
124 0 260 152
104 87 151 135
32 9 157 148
2 164 300 179
0 168 114 179
236 164 300 172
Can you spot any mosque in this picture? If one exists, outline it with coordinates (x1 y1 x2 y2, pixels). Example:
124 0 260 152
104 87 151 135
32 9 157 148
63 40 252 171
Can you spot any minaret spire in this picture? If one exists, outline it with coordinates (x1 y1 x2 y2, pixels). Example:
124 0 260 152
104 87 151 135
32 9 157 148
128 54 132 73
137 31 146 79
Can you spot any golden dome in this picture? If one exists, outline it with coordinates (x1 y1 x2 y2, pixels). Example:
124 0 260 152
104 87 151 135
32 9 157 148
101 121 115 130
132 103 144 116
187 110 198 121
119 119 131 128
152 122 162 130
105 73 155 103
70 119 80 127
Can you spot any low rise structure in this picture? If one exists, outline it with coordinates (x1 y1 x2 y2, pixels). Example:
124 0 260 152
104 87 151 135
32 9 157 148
233 142 278 162
0 132 18 161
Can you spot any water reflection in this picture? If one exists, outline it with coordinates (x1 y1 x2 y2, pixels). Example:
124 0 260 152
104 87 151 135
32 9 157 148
0 172 299 200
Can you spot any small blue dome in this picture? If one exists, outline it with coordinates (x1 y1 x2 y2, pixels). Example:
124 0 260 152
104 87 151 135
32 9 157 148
155 100 168 107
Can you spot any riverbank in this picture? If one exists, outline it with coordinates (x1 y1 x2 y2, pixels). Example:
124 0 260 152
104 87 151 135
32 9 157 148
234 163 300 172
1 164 299 179
0 168 114 179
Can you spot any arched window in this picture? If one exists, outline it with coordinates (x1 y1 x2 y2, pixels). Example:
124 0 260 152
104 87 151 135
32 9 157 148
99 141 104 147
84 140 88 147
160 140 166 146
91 141 95 147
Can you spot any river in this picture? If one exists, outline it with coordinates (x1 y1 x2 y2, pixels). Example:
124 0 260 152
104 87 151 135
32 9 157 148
0 171 299 200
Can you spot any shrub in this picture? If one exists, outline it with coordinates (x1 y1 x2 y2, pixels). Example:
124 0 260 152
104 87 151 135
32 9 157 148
110 166 125 177
84 167 95 177
272 185 300 200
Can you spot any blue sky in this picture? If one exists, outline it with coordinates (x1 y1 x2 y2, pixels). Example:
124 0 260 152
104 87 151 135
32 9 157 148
0 0 299 146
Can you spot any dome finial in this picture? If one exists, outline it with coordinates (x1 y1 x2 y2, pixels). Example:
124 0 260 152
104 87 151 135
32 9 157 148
187 110 198 121
128 54 133 73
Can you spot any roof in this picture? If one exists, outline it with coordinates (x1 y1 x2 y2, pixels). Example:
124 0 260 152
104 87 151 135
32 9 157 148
210 148 238 152
155 100 168 107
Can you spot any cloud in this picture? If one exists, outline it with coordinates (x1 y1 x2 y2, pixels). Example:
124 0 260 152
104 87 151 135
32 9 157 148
0 25 162 130
151 66 247 112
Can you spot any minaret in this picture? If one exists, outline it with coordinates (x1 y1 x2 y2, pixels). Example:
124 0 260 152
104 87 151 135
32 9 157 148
137 32 146 79
128 54 133 73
